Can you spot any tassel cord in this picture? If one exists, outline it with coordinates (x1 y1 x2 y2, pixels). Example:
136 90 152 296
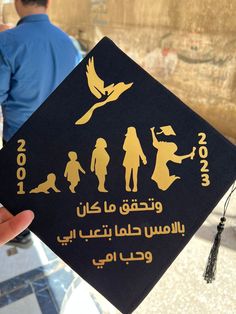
203 181 235 283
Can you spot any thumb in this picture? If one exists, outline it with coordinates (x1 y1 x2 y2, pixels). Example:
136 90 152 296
0 210 34 246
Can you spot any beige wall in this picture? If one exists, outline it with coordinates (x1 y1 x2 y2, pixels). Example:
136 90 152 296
2 0 236 141
0 0 3 23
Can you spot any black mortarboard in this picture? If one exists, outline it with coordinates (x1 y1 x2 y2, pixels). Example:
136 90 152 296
0 37 236 314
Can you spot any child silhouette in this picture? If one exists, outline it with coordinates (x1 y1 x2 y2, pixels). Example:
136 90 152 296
64 151 86 193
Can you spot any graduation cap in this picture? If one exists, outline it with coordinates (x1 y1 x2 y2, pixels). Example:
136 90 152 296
0 37 236 314
156 125 176 136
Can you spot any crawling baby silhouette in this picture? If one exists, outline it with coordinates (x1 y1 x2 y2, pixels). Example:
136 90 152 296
30 173 61 194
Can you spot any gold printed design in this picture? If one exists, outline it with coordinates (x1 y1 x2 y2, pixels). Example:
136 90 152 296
75 57 133 125
17 139 27 195
91 138 110 192
123 127 147 192
64 151 86 193
76 198 163 218
56 220 185 245
150 126 196 191
30 173 61 194
198 132 210 187
92 251 153 269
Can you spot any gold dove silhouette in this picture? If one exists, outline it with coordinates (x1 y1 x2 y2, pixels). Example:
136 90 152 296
75 57 133 125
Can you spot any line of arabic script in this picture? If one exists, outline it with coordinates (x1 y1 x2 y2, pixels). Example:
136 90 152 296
57 221 185 245
77 198 163 218
92 251 153 269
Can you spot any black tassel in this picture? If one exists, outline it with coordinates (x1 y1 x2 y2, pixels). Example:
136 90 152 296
203 217 226 283
203 182 235 283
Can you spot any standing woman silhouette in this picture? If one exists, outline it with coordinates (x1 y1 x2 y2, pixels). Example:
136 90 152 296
123 127 147 192
91 138 110 192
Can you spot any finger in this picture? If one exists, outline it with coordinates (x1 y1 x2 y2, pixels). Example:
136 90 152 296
0 210 34 246
0 207 13 223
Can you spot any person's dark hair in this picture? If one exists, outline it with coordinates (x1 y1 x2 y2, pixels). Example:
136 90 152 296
21 0 48 6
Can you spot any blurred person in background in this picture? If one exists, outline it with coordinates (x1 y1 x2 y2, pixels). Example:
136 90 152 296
0 23 11 31
0 0 82 248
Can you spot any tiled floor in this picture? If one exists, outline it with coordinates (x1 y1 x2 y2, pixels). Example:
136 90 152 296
0 294 42 314
0 234 49 282
0 235 101 314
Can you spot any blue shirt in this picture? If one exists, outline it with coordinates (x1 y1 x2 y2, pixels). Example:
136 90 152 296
0 14 81 141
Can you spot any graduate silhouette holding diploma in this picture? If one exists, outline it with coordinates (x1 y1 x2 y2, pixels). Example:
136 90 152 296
90 138 110 192
123 127 147 192
30 173 61 194
64 151 86 193
150 126 196 191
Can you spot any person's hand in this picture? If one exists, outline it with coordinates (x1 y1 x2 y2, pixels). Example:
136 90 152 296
142 156 147 165
190 147 196 160
0 207 34 246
